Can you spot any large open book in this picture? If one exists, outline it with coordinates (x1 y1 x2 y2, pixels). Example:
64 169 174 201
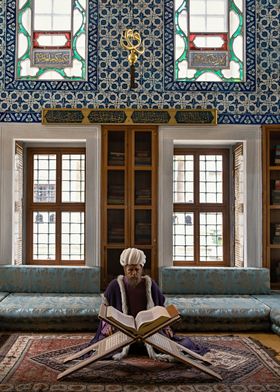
104 304 178 336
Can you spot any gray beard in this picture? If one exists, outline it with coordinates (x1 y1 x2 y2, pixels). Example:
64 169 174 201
126 277 141 288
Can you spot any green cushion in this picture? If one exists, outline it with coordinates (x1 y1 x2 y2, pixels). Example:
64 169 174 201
0 292 9 302
0 265 100 293
165 295 271 331
0 293 102 331
160 267 271 295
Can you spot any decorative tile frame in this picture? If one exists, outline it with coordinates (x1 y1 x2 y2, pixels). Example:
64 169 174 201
164 0 256 92
0 0 279 124
5 0 98 91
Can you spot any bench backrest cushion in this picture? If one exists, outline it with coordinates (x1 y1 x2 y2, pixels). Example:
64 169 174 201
160 267 271 295
0 265 100 293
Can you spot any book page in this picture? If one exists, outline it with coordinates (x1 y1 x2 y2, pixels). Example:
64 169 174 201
106 306 136 332
135 306 171 333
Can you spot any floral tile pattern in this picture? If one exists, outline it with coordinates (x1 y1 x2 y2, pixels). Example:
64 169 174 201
0 0 279 123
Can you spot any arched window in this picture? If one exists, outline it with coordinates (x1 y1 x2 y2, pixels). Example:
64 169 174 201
17 0 87 80
174 0 244 82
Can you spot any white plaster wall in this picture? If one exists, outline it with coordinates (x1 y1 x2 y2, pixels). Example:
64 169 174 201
0 124 262 269
0 124 101 266
158 125 262 268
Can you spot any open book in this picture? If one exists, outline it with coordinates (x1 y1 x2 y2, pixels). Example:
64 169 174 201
58 303 222 382
104 304 179 336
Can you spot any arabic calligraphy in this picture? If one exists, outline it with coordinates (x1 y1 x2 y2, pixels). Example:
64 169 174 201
33 50 72 67
189 52 228 68
132 111 170 124
43 109 217 125
175 111 215 124
120 29 145 89
45 110 84 123
120 30 145 65
88 111 127 123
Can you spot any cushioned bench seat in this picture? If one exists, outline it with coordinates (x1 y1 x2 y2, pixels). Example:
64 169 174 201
0 293 102 331
165 295 271 331
0 292 9 302
0 265 278 335
160 267 279 334
270 311 280 335
160 267 271 295
0 265 101 331
253 292 280 335
0 265 100 293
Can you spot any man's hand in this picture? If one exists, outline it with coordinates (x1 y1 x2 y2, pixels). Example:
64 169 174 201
102 322 113 336
163 326 174 338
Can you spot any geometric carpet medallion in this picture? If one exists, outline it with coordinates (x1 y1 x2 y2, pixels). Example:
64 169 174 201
0 334 280 391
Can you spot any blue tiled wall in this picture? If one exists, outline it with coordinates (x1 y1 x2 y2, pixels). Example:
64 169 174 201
0 0 279 123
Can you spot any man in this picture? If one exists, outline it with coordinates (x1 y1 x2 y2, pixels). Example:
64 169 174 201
88 247 208 360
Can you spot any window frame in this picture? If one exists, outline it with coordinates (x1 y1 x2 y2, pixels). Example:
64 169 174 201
233 142 244 267
7 0 98 92
26 146 86 265
163 0 256 92
173 147 230 266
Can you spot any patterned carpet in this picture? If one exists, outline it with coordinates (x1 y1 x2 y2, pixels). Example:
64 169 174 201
0 333 280 391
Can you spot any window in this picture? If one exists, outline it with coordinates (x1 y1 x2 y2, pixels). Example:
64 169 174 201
14 142 24 265
233 143 244 267
173 148 229 265
26 148 85 265
17 0 87 80
174 0 244 82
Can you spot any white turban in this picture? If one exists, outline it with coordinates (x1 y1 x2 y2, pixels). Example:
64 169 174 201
120 248 146 267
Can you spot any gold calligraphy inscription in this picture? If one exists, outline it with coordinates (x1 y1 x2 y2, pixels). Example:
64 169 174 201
88 110 127 124
42 108 217 125
131 110 170 124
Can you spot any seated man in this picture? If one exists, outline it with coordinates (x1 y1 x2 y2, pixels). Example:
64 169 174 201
88 247 209 361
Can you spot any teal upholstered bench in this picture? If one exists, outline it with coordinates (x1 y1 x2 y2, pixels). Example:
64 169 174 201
160 267 280 335
0 265 101 331
253 292 280 335
0 265 100 293
0 265 279 334
160 267 271 295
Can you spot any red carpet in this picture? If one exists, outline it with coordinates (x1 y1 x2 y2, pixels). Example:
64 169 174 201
0 333 280 391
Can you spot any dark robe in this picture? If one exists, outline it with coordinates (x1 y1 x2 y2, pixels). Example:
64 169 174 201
87 276 209 356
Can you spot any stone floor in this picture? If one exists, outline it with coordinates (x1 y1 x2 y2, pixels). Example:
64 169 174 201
194 331 280 361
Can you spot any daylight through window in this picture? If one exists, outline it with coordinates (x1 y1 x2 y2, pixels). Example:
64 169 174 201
26 148 85 265
17 0 87 80
173 149 230 265
174 0 244 81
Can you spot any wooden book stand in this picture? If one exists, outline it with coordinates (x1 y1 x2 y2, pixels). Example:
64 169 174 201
57 304 222 381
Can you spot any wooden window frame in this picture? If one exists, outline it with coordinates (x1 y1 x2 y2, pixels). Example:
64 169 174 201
173 148 230 266
14 141 24 265
233 143 244 267
26 147 86 266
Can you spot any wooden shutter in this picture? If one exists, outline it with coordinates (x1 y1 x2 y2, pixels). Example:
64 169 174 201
233 143 244 267
14 142 24 265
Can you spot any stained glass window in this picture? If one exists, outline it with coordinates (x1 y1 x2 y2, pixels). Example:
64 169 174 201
17 0 87 80
175 0 244 82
